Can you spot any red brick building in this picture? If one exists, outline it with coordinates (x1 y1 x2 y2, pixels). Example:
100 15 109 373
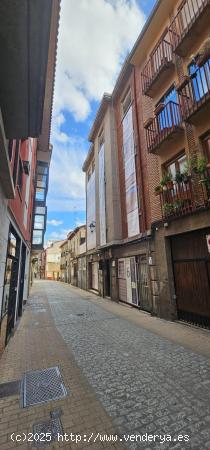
0 0 60 352
130 0 210 326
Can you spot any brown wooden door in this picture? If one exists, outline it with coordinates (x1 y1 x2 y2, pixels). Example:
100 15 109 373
171 228 210 327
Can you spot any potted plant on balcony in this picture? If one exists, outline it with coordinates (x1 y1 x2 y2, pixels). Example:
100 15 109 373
160 173 174 190
175 171 184 183
163 202 174 216
182 157 197 182
196 157 208 175
154 184 163 196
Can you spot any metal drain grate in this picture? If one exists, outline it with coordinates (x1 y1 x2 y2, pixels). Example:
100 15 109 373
20 367 68 408
33 418 63 447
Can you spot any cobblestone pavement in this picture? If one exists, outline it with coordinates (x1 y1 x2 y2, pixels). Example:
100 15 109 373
0 281 123 450
44 281 210 450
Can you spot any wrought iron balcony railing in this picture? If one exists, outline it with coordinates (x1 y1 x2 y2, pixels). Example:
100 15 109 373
145 101 183 153
141 38 174 96
178 59 210 122
159 173 210 220
169 0 210 56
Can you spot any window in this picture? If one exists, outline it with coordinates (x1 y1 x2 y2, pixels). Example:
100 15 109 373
156 85 179 130
202 133 210 162
35 206 46 215
188 58 210 102
17 159 23 191
34 215 45 230
13 140 20 185
35 188 45 201
122 89 132 117
34 162 49 203
32 230 43 245
8 140 13 160
164 152 187 179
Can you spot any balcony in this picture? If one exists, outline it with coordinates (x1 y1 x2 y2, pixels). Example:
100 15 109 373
141 38 174 97
158 173 210 221
169 0 210 57
144 101 183 154
178 60 210 123
159 179 196 220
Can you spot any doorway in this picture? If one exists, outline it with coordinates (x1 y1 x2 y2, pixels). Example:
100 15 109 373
104 260 111 297
17 243 26 317
3 227 21 343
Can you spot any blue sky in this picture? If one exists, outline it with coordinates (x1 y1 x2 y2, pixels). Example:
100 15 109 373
45 0 156 244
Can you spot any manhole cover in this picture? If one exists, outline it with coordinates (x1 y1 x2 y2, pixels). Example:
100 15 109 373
20 367 68 408
0 380 20 399
33 418 63 447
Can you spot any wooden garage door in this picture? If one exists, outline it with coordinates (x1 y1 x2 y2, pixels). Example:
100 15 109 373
171 228 210 327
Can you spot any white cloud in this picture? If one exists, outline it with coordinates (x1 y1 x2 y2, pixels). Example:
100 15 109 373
49 0 145 214
47 136 86 212
48 228 72 241
47 219 63 226
54 0 145 122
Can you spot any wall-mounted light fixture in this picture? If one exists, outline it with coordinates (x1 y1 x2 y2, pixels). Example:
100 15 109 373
89 221 96 233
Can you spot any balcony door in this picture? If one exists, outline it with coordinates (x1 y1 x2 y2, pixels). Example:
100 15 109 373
157 86 180 131
188 58 210 102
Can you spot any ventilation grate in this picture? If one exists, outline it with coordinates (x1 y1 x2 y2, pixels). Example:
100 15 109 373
33 418 63 447
20 367 68 408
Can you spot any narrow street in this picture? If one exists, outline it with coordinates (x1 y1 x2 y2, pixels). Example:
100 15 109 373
0 281 210 449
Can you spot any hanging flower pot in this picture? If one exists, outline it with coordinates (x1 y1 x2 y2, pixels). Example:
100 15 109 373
166 181 174 190
154 185 163 196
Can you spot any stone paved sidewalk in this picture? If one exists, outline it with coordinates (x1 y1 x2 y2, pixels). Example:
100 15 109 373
0 282 123 450
46 281 210 450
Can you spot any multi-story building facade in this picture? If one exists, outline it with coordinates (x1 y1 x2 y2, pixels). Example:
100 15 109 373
60 226 87 288
60 240 69 282
45 240 64 281
70 226 87 290
83 95 122 298
83 69 155 311
130 0 210 326
112 62 155 311
0 0 60 352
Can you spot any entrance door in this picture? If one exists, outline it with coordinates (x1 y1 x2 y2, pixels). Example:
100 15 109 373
17 244 26 317
171 228 210 327
92 262 99 291
3 227 21 343
104 260 111 297
118 257 138 305
118 259 127 302
136 255 151 312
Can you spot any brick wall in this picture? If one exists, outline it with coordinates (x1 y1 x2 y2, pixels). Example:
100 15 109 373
135 65 162 225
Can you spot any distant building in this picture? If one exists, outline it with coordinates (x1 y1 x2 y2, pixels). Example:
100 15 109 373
45 241 64 281
60 226 87 289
